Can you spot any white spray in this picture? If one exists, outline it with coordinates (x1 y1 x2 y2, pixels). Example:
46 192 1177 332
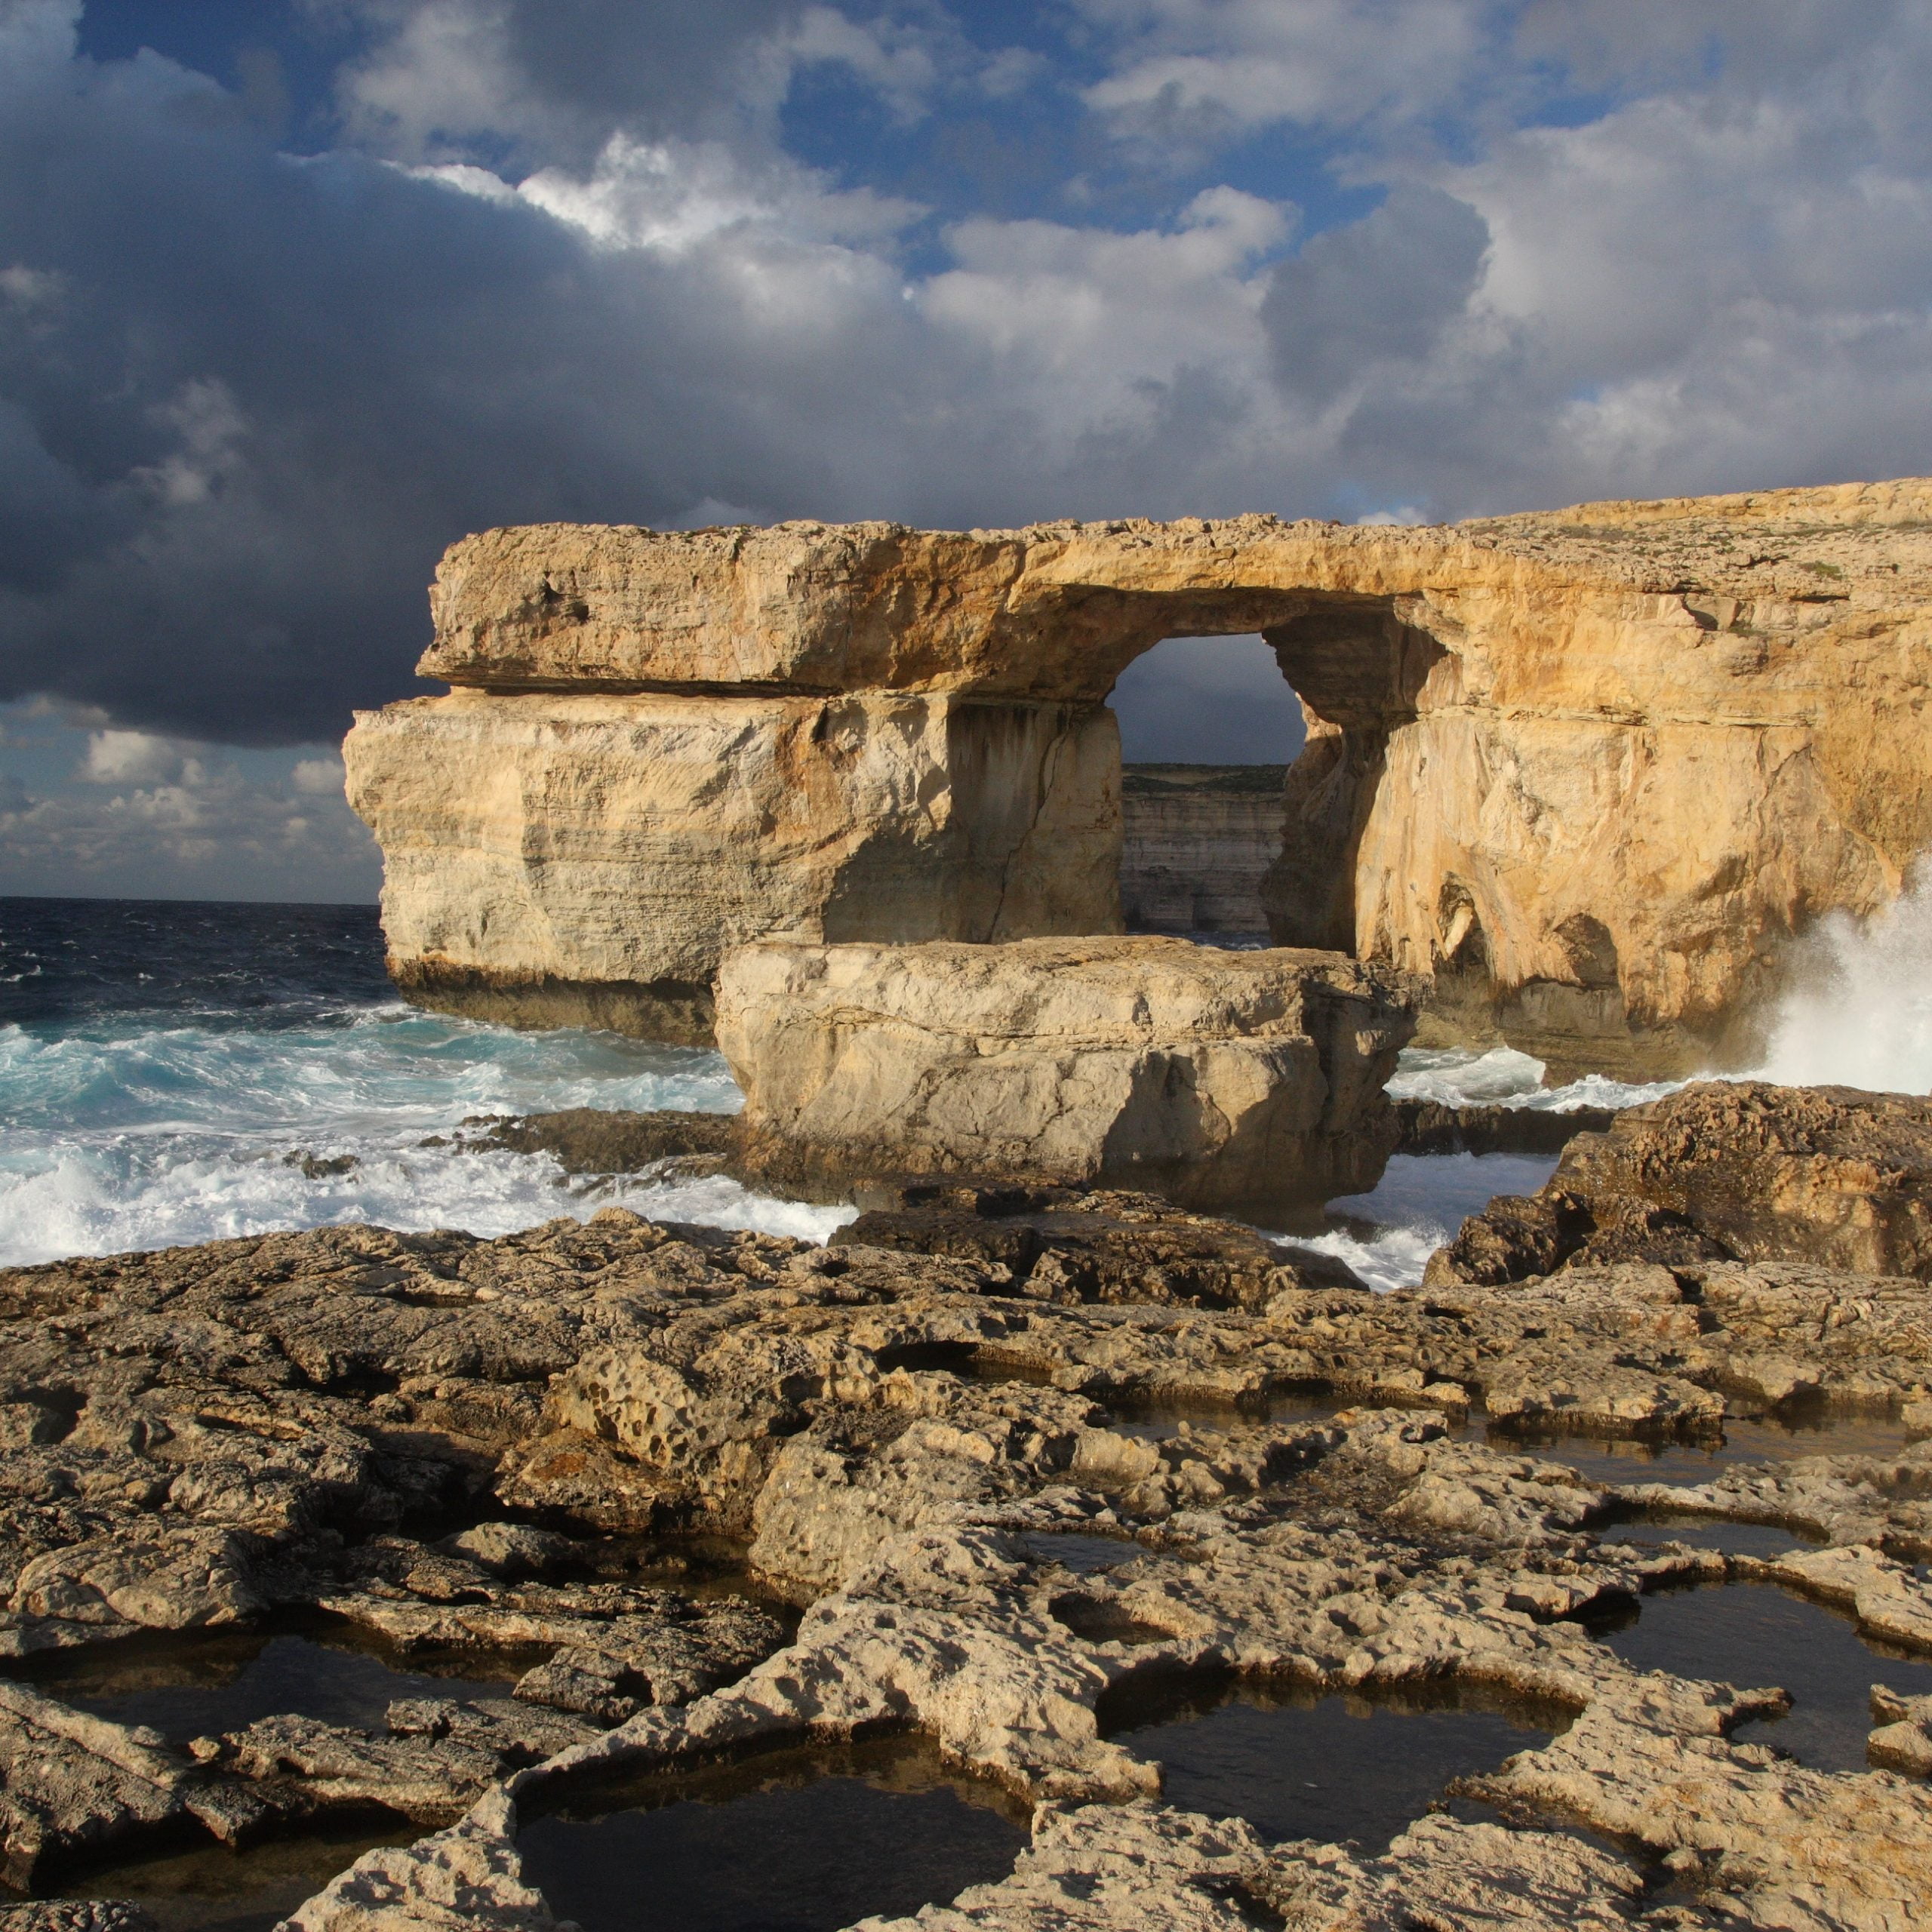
1752 865 1932 1094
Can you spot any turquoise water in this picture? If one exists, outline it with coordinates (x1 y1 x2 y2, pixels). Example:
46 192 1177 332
0 898 844 1264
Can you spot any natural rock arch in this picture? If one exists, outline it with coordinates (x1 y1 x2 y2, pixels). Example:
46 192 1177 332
1100 597 1441 951
346 481 1932 1075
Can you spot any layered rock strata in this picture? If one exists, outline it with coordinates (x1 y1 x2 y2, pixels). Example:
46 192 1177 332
346 689 1118 1043
347 479 1932 1069
714 936 1417 1211
1118 764 1284 936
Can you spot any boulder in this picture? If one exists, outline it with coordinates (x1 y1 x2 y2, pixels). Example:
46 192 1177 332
833 1178 1370 1303
452 1109 736 1174
1392 1098 1617 1157
715 936 1417 1212
1429 1080 1932 1284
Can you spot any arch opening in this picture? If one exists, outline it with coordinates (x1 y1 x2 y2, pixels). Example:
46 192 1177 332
1108 634 1303 938
1097 595 1446 951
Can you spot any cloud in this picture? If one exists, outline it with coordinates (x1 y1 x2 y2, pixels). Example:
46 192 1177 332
319 0 998 166
319 0 813 165
456 130 921 252
291 755 348 796
924 186 1290 395
0 708 377 900
1075 0 1506 140
82 729 185 786
1263 185 1489 401
1109 634 1307 765
0 0 1930 809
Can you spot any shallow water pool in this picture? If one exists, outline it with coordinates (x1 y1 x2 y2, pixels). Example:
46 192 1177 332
1598 1518 1813 1560
1106 1388 1914 1493
1592 1579 1932 1770
517 1736 1029 1932
1102 1674 1559 1851
8 1626 522 1742
54 1823 418 1932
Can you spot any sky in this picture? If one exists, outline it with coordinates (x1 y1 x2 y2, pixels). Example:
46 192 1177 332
4 1 1932 899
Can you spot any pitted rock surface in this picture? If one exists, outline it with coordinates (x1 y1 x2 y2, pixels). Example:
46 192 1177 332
1432 1082 1932 1284
2 1161 1932 1925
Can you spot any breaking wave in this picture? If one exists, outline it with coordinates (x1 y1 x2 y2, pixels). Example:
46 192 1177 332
1330 868 1932 1284
14 875 1932 1288
1290 1150 1563 1296
0 899 845 1266
0 1010 845 1267
1752 866 1932 1094
1384 1044 1679 1113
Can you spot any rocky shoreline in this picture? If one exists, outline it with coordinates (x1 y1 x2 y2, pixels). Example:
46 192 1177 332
0 1083 1924 1927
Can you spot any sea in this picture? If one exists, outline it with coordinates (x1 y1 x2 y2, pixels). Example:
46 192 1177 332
1 891 1919 1290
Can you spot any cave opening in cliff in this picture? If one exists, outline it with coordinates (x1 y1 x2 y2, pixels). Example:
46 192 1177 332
1107 632 1305 939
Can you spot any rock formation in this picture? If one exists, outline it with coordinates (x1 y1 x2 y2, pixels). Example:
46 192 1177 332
714 936 1416 1211
343 688 1119 1043
9 1093 1932 1924
1431 1081 1932 1286
1118 764 1284 936
1393 1097 1617 1157
346 478 1932 1071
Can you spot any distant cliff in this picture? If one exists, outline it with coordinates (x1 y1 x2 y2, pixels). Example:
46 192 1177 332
1119 764 1284 936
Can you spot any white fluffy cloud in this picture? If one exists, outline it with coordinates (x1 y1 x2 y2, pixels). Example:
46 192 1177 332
0 709 376 899
82 729 186 786
1076 0 1506 137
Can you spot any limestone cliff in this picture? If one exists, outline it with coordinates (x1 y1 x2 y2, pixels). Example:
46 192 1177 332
1120 764 1284 935
348 690 1121 1040
346 478 1932 1069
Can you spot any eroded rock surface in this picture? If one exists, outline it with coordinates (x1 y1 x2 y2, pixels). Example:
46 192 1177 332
0 1680 263 1887
717 936 1417 1211
8 1143 1932 1926
451 1109 736 1177
1394 1098 1616 1158
1434 1081 1932 1284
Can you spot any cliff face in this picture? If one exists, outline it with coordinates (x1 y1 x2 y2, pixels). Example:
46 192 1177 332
1119 765 1284 936
346 478 1932 1069
346 690 1121 1041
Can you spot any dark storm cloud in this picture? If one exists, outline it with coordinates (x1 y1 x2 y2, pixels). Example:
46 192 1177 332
318 0 817 165
0 6 950 740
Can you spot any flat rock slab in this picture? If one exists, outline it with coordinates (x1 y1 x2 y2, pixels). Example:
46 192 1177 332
717 936 1417 1213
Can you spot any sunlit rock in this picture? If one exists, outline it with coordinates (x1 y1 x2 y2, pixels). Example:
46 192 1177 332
715 935 1417 1211
347 480 1932 1071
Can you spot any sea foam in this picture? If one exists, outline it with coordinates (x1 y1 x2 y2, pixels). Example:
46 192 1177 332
9 880 1932 1283
1752 864 1932 1093
0 1003 844 1267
